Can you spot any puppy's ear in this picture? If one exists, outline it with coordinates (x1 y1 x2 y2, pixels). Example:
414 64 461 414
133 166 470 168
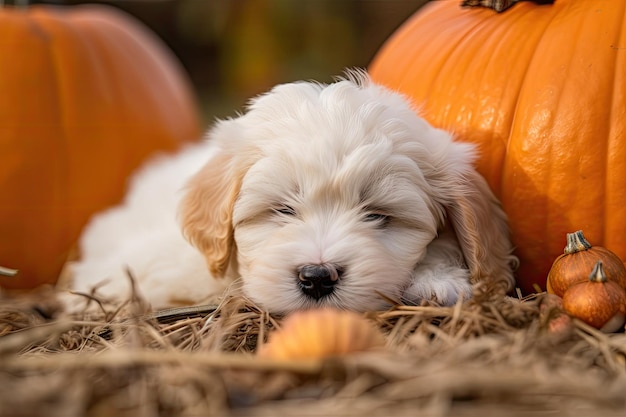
446 169 517 294
179 152 243 278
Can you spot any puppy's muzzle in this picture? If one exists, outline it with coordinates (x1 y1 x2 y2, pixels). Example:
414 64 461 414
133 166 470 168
298 263 343 300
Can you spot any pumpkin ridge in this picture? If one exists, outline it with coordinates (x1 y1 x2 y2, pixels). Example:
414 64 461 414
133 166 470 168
41 10 119 211
38 10 86 184
502 2 561 144
391 5 468 102
478 4 556 198
70 15 135 170
562 0 626 251
604 0 626 251
573 1 621 249
411 6 488 109
499 5 562 253
34 12 74 267
496 4 560 197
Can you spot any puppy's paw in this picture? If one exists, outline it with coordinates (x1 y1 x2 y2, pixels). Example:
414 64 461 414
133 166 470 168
403 266 473 306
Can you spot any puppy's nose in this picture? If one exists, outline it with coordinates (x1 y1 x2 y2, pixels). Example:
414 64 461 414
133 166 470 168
298 264 342 300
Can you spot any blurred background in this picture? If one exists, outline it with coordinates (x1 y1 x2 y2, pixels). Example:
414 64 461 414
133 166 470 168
9 0 429 124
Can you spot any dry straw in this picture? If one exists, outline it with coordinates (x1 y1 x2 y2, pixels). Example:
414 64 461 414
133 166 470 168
1 280 626 416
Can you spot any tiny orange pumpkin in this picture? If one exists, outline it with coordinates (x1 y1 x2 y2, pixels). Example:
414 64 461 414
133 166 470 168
258 308 385 360
547 231 626 297
562 261 626 333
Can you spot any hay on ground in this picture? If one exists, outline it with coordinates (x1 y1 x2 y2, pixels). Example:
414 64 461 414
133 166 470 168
1 281 626 417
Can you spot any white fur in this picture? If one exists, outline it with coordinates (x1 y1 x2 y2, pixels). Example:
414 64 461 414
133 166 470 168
67 72 516 313
67 144 229 308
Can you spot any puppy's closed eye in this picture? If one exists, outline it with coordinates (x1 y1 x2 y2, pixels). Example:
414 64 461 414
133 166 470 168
363 211 391 227
273 204 298 217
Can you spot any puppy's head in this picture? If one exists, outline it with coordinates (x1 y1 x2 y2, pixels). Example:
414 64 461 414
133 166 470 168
181 72 514 313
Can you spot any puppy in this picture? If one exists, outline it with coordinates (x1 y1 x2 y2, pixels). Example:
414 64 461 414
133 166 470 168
68 71 516 313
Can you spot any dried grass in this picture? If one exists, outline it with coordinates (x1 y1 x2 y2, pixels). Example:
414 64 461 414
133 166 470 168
1 281 626 417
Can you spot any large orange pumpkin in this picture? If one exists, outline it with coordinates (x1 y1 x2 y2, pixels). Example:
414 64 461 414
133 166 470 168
369 0 626 294
0 5 201 289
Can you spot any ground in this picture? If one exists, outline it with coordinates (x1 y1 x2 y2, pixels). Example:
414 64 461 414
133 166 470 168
1 282 625 417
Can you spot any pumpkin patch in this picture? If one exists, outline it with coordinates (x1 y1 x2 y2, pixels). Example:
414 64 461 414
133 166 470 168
0 5 201 289
369 0 626 294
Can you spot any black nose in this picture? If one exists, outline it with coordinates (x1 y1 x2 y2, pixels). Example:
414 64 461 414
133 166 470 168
298 264 342 300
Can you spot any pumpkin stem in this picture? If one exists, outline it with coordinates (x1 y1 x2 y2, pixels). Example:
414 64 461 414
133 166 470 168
460 0 554 13
564 230 592 255
461 0 520 13
589 261 607 283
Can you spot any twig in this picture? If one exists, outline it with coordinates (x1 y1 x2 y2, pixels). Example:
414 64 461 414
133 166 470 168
0 320 75 355
0 266 18 277
2 349 325 374
142 304 219 324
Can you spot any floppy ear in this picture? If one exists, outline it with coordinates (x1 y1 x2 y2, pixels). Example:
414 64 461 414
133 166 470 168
446 169 518 294
179 152 243 278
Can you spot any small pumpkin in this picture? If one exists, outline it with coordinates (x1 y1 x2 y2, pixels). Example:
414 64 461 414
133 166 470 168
258 308 385 360
547 231 626 297
369 0 626 294
562 261 626 333
0 5 201 289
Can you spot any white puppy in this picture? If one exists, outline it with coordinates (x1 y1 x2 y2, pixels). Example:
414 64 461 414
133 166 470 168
68 72 516 313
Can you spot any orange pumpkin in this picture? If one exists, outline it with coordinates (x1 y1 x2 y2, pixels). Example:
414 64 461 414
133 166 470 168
547 230 626 297
0 5 201 289
258 308 385 360
369 0 626 295
562 261 626 333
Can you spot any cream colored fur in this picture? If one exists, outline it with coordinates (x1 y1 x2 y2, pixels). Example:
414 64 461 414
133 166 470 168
68 72 516 313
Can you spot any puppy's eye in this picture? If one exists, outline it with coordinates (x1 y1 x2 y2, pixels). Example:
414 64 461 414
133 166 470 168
364 212 390 225
274 205 297 216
